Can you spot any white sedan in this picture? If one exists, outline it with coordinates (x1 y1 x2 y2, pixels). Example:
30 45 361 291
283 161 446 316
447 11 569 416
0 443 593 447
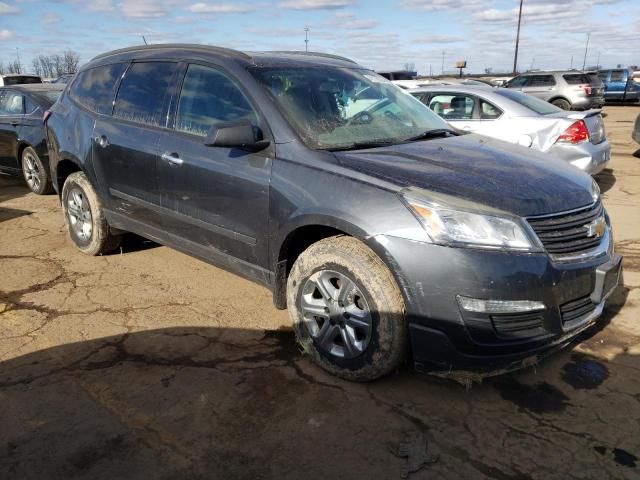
410 85 610 175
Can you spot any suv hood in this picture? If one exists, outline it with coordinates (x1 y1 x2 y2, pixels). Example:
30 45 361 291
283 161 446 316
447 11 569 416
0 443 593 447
333 134 594 217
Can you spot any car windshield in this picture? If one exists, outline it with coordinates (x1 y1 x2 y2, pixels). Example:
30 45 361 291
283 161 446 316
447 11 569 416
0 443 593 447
496 89 562 115
249 66 449 150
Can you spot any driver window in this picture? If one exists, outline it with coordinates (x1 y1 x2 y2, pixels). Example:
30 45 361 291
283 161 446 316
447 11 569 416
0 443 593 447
428 94 474 120
175 64 258 137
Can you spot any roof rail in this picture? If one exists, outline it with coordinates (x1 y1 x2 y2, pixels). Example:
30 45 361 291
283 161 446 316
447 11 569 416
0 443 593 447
264 50 357 64
91 44 251 62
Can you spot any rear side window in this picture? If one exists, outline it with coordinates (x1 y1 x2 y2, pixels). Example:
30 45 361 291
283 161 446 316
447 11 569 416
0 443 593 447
70 63 127 115
175 64 257 137
610 70 625 82
563 74 590 85
479 99 502 119
114 62 178 127
0 91 24 115
506 76 528 88
24 96 38 114
528 75 555 87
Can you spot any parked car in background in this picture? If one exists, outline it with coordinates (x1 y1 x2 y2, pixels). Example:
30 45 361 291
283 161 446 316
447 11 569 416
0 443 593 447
597 68 639 103
411 85 610 175
46 45 620 381
0 84 63 194
505 70 604 110
52 73 75 84
0 74 42 86
633 113 640 144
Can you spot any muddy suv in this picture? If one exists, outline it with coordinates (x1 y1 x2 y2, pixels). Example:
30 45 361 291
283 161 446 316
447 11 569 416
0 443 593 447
45 45 621 381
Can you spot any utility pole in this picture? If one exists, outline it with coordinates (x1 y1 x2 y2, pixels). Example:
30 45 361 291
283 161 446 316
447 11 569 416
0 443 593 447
513 0 523 74
441 51 445 75
570 55 573 69
429 64 432 76
304 27 309 52
596 51 601 70
15 47 21 74
142 35 148 45
581 32 590 71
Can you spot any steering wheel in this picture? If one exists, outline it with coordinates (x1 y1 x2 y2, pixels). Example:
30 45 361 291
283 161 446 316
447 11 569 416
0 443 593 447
347 110 374 126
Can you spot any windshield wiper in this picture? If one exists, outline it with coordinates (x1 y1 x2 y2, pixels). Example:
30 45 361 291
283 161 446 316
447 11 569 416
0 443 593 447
405 128 458 142
326 139 398 151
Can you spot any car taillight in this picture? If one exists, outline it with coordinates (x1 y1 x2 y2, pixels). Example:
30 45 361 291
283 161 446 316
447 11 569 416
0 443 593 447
579 84 592 95
43 110 52 124
556 120 590 144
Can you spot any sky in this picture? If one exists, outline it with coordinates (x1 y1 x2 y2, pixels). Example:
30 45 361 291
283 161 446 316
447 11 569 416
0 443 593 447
0 0 638 76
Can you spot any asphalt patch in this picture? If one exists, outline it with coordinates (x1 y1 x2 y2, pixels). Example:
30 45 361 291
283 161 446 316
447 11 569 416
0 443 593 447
561 354 609 390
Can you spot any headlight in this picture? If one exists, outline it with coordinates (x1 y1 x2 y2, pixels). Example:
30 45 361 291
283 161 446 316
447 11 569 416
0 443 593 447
591 178 600 203
403 192 538 251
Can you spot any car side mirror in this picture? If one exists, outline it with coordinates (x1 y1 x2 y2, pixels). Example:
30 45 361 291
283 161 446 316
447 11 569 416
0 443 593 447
204 120 270 152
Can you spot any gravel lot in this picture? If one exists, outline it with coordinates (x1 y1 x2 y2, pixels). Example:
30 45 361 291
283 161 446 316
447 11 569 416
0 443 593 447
1 106 639 479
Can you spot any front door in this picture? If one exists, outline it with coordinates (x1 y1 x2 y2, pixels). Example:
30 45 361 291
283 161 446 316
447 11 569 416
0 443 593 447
92 61 180 230
0 90 24 170
158 63 272 269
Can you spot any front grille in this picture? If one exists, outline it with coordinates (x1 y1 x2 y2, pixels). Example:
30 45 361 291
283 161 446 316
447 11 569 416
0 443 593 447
527 201 604 255
560 295 596 324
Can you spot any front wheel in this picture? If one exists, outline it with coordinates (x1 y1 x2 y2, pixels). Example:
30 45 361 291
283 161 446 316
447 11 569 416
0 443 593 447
61 171 122 255
22 146 53 195
287 236 407 381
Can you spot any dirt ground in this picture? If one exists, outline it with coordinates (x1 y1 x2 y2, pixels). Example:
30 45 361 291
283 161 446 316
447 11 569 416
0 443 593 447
1 106 639 480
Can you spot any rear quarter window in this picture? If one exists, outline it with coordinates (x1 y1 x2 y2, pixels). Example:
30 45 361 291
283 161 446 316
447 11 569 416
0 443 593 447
70 63 128 115
563 74 590 85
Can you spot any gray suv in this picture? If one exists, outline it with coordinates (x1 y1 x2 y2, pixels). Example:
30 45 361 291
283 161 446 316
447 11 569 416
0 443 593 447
505 71 605 110
45 45 621 381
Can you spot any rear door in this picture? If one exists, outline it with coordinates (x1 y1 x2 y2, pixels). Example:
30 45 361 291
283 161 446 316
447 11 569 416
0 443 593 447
521 75 556 101
426 92 476 131
0 89 24 170
157 62 273 268
607 70 626 100
92 61 180 230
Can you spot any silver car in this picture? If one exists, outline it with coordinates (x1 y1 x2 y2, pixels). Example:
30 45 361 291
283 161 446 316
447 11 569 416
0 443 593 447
504 71 605 110
411 85 610 175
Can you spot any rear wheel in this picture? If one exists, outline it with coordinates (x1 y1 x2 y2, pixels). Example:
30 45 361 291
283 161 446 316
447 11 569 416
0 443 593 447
552 98 571 110
287 236 407 381
22 146 53 195
61 171 121 255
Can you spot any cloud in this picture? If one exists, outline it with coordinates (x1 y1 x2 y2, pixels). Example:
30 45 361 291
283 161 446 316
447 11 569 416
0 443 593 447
330 12 378 30
42 12 61 25
0 28 13 39
399 0 483 11
278 0 355 10
0 1 19 14
188 3 256 14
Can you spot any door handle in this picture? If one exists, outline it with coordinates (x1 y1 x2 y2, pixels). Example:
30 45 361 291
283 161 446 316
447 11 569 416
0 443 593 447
161 152 184 166
94 135 109 148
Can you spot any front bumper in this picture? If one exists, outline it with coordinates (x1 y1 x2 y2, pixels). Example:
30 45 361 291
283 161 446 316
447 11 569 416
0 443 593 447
548 139 611 175
370 233 621 376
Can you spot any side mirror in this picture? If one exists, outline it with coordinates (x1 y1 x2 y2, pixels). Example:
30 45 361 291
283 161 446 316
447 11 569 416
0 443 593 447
204 120 270 152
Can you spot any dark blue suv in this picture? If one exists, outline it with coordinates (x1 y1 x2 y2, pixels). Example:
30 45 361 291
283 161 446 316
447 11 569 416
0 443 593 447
45 44 622 381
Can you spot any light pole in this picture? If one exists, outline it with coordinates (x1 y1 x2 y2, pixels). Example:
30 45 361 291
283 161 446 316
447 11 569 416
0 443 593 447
304 27 309 52
441 51 445 75
513 0 523 74
582 32 590 71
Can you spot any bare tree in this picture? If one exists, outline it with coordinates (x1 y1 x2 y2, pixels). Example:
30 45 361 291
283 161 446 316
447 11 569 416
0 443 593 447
37 55 54 78
7 60 22 74
404 62 415 72
32 58 42 76
62 50 80 74
52 54 63 77
0 62 4 75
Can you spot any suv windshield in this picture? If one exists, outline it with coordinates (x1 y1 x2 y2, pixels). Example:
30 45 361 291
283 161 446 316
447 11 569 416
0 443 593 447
249 66 449 150
496 88 562 115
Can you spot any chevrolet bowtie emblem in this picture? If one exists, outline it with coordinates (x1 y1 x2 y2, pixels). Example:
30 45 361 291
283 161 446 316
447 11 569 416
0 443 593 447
585 216 606 238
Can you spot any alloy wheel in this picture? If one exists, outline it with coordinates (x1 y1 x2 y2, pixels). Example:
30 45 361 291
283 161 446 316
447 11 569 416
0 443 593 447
66 187 93 242
23 151 41 192
300 270 373 359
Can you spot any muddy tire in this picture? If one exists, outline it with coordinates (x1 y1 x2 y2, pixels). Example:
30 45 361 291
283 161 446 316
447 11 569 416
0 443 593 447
552 98 571 110
287 236 407 381
61 171 121 256
22 146 53 195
